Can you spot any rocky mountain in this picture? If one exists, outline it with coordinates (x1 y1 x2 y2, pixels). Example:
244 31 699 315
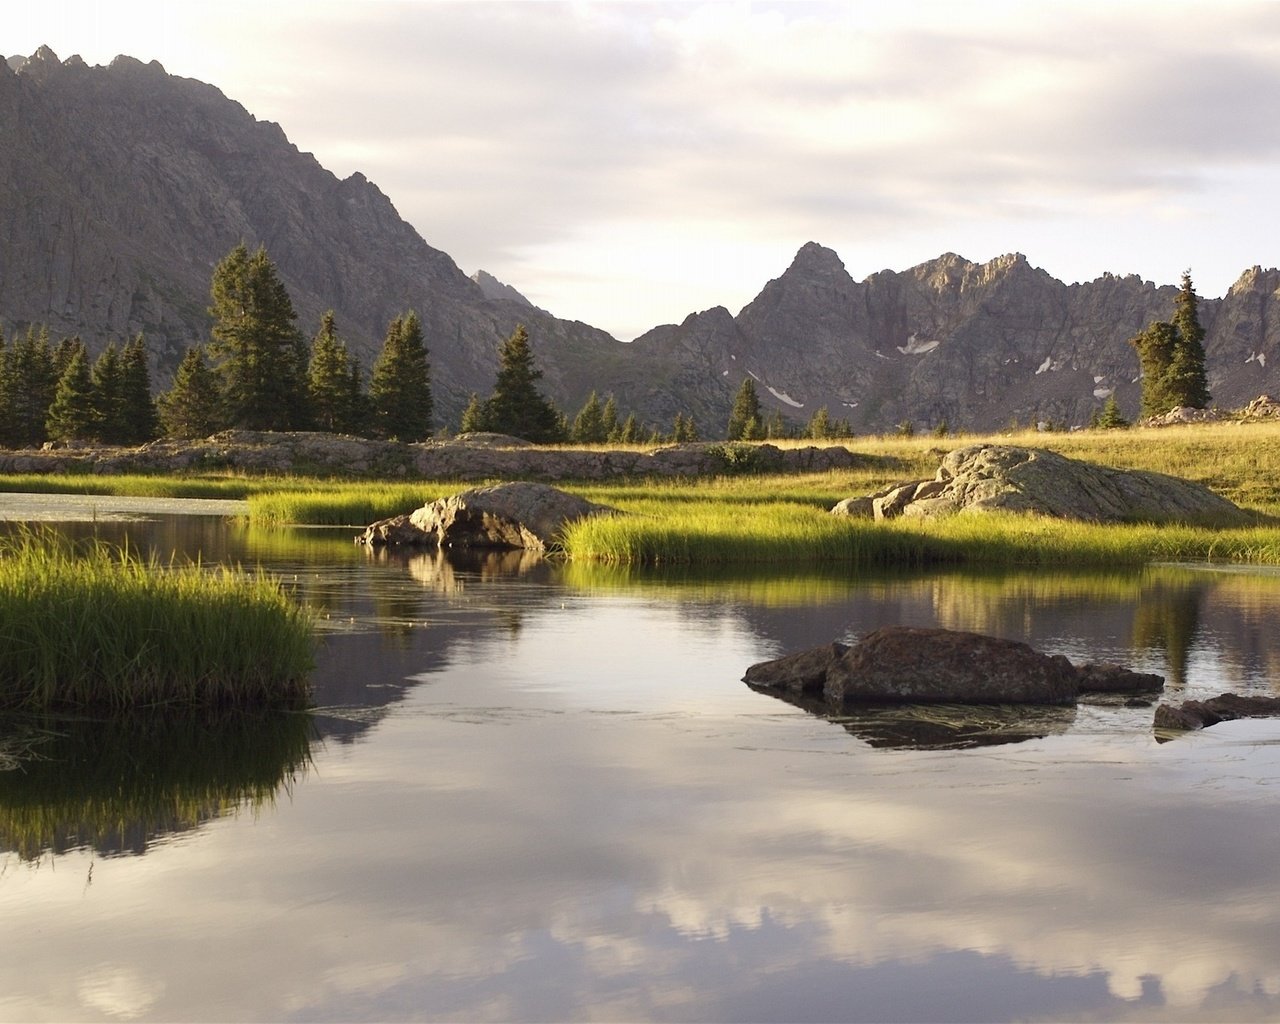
3 47 1279 436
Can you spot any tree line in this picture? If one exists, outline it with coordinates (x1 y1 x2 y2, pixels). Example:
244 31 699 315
0 246 1213 447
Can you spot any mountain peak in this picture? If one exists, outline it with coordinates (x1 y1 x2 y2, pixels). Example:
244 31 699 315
471 270 538 310
787 241 847 277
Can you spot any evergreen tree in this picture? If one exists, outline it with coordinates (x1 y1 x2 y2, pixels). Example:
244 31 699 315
601 395 619 441
1168 270 1211 409
1131 320 1180 419
308 311 356 433
46 344 97 442
617 412 641 443
480 325 564 443
727 378 761 440
1097 394 1129 429
369 311 434 440
671 412 691 442
159 346 223 439
764 409 787 439
0 328 9 446
207 243 309 430
1130 270 1210 418
806 406 832 440
52 335 83 380
90 342 125 442
459 392 488 434
571 391 607 444
2 326 57 446
120 334 161 443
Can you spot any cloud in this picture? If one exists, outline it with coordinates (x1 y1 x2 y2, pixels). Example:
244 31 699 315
11 1 1280 335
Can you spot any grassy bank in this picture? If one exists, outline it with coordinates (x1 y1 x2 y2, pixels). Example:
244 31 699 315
0 530 314 711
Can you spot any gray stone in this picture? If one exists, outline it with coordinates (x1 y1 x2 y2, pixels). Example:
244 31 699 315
1074 663 1165 694
833 444 1252 526
358 481 618 551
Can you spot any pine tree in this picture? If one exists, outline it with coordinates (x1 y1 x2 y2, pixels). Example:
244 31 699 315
1130 270 1210 418
617 412 641 443
1097 394 1129 429
727 378 761 440
764 409 787 439
46 344 97 442
459 392 488 434
671 412 690 442
90 342 125 442
601 395 619 441
2 326 57 446
1168 270 1211 410
806 406 832 440
120 334 161 443
52 335 82 380
571 391 607 444
207 243 309 430
480 324 563 443
159 346 223 439
1131 320 1180 419
308 311 356 433
369 311 433 440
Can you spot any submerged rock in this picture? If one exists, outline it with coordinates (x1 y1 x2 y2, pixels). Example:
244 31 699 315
357 481 618 551
831 444 1253 525
1154 692 1280 733
745 626 1163 708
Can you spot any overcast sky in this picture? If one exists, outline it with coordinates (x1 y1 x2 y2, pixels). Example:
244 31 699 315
12 1 1280 339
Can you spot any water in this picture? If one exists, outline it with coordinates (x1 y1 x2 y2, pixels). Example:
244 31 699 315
3 508 1280 1021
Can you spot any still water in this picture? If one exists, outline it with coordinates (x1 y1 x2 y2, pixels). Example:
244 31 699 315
2 508 1280 1022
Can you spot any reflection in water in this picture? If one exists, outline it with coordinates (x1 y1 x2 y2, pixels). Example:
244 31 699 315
3 512 1280 1021
749 685 1079 749
1132 577 1205 687
0 711 313 860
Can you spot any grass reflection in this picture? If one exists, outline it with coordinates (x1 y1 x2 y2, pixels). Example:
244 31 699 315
0 710 314 861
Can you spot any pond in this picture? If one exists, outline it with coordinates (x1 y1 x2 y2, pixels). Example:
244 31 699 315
2 506 1280 1022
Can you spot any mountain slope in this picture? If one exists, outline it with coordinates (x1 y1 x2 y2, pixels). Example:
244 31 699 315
3 48 1279 436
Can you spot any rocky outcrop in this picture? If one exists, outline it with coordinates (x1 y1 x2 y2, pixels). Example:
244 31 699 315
831 444 1253 525
1153 692 1280 733
0 431 862 479
744 627 1163 707
357 482 618 551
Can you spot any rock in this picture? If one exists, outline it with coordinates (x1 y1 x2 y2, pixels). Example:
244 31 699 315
358 481 618 551
826 627 1080 705
832 444 1252 526
831 495 875 519
1154 692 1280 733
745 628 1163 708
742 642 848 696
1074 663 1165 694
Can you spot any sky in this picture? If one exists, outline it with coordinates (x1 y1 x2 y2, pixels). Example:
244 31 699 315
10 1 1280 340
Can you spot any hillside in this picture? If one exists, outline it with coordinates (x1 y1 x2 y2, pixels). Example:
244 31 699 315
3 47 1279 435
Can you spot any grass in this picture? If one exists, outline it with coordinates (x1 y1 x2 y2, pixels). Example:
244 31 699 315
0 528 314 711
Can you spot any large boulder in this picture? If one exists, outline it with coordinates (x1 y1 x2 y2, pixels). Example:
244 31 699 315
358 481 618 551
832 444 1253 525
744 626 1163 707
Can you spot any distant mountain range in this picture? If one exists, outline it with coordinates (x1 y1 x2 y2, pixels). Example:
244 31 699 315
4 46 1279 435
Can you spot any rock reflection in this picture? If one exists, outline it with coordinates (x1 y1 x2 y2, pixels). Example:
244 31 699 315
0 711 313 860
749 686 1076 749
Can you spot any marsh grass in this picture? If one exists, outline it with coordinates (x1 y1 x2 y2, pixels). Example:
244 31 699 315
0 529 314 711
247 483 451 526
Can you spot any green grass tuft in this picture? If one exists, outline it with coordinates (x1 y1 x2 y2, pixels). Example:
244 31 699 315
0 528 314 711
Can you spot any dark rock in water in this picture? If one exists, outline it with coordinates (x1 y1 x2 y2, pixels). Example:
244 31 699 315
832 444 1253 526
1154 692 1280 734
358 481 618 551
744 627 1163 710
1075 663 1166 694
826 627 1079 705
741 642 848 696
